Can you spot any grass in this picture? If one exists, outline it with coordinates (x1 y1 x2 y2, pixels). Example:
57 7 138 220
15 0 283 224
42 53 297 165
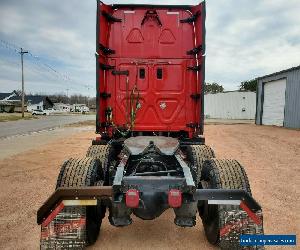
0 113 37 122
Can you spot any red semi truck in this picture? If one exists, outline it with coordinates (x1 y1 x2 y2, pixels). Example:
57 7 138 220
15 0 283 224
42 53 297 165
37 1 264 249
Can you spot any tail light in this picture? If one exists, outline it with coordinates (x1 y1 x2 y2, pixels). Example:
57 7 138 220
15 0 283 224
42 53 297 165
95 136 101 141
125 189 140 208
168 189 182 208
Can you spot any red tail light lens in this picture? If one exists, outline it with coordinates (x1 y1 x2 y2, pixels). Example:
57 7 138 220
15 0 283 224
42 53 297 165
168 189 182 208
95 136 101 141
125 189 140 208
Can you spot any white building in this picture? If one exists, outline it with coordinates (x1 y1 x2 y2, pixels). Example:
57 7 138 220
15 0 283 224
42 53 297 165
72 104 89 113
256 66 300 128
0 91 53 112
53 103 71 112
204 91 256 120
26 96 53 112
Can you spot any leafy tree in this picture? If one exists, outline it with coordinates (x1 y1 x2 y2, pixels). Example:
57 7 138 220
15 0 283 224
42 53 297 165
204 82 224 94
239 79 257 92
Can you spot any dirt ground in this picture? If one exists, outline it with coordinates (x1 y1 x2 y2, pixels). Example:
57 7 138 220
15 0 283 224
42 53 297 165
0 124 299 249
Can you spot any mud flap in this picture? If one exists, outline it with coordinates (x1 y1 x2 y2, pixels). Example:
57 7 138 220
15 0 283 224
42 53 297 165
40 207 86 250
219 208 264 250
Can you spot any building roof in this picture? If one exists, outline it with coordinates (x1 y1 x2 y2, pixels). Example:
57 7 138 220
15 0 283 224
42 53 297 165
9 96 22 101
27 96 45 104
0 90 19 100
0 100 15 106
0 93 11 100
257 65 300 80
9 95 54 105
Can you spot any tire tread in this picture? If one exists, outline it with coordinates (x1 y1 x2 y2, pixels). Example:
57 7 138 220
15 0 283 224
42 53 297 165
201 159 263 250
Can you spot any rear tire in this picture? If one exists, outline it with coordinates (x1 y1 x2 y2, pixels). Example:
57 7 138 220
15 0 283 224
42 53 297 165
186 145 215 185
55 157 105 246
86 145 114 185
200 159 264 249
86 145 110 160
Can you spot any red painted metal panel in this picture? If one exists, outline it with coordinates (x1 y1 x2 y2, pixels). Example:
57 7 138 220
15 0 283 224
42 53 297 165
97 1 113 131
96 2 205 138
191 2 205 53
98 2 112 51
192 1 206 134
106 58 201 132
107 9 195 59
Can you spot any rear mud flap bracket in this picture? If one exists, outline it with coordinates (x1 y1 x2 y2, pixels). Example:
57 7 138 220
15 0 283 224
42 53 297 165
195 189 262 225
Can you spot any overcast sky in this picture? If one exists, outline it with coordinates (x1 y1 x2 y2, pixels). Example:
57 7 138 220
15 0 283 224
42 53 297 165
0 0 299 96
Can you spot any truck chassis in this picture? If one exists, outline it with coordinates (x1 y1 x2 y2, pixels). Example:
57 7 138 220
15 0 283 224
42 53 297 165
38 137 263 249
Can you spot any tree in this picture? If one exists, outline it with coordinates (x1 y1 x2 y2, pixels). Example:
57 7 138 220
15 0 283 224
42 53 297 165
239 79 257 92
204 82 224 94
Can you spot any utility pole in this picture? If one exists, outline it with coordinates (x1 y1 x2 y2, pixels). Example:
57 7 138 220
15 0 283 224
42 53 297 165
85 85 91 107
20 48 28 118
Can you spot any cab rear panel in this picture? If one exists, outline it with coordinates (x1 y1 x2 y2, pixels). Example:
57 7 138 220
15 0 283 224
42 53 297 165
96 2 206 138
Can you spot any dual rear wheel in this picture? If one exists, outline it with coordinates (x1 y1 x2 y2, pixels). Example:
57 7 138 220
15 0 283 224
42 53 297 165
55 157 105 247
188 145 264 250
46 144 263 249
42 145 111 248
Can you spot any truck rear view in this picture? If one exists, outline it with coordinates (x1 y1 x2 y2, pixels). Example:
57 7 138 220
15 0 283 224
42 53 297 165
37 2 264 249
96 2 205 140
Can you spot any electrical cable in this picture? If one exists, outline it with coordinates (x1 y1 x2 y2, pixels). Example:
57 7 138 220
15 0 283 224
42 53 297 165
0 39 93 91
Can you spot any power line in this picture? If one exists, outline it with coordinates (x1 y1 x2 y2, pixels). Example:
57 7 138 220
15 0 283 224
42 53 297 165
27 51 70 82
0 39 19 52
0 39 93 90
0 39 69 83
0 48 77 90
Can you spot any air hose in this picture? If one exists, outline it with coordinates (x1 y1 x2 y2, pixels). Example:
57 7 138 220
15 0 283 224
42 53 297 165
108 66 140 137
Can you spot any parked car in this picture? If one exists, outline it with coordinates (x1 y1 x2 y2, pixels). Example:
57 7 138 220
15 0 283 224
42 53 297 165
31 109 49 116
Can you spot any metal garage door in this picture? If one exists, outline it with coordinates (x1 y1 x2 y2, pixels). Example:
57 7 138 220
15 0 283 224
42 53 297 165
262 79 286 126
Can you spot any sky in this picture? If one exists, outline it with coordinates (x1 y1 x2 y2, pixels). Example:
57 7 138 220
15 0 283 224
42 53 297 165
0 0 300 96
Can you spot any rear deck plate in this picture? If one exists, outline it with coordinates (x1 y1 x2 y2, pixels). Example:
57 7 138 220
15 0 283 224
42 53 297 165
124 136 179 155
